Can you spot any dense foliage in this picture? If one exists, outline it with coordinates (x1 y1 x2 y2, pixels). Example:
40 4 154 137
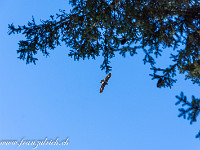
8 0 200 139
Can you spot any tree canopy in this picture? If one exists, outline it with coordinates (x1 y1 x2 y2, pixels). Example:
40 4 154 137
8 0 200 139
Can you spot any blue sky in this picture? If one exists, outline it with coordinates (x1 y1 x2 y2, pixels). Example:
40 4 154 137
1 0 200 150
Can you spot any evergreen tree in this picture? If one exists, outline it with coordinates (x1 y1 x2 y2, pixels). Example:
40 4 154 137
8 0 200 139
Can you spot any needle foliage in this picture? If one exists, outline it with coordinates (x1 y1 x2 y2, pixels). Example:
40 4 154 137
8 0 200 139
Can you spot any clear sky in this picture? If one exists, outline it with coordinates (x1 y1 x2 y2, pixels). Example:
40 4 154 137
1 0 200 150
